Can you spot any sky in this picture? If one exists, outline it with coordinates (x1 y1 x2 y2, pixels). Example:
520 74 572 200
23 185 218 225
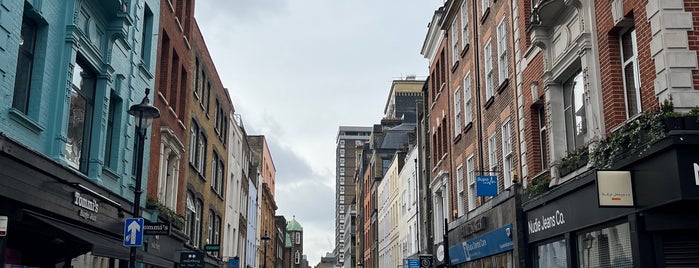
194 0 442 265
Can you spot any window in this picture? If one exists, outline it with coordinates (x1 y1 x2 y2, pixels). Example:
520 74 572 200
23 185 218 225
295 232 301 244
461 1 469 48
189 122 198 164
158 135 180 210
211 152 224 194
577 222 633 268
207 211 214 244
340 158 345 167
463 73 473 124
497 18 508 84
194 58 200 98
451 19 459 64
454 87 462 135
538 106 548 169
12 16 38 114
104 95 122 169
563 71 586 152
466 155 476 210
535 239 567 268
485 40 494 99
340 149 345 157
481 0 490 15
140 4 154 66
295 251 300 264
198 133 207 173
456 165 465 217
340 140 345 148
488 133 498 173
502 120 513 189
66 59 96 173
355 140 362 146
621 28 641 118
194 199 203 247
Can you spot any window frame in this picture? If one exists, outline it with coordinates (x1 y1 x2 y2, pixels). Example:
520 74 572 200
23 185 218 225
461 1 469 49
466 154 476 211
451 19 460 65
12 15 39 114
501 120 513 189
463 73 473 124
456 164 465 217
497 17 508 85
484 40 494 99
620 27 641 118
453 87 462 135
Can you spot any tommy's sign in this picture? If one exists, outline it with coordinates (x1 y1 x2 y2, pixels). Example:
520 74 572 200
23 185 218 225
73 192 99 221
527 209 566 235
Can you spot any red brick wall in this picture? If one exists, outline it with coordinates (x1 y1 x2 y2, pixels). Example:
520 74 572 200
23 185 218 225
596 0 659 133
147 0 195 216
685 0 699 90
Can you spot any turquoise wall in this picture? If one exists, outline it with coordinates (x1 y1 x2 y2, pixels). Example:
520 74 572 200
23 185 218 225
0 0 161 206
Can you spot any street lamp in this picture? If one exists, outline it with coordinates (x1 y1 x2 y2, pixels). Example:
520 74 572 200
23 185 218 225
127 88 160 268
261 231 271 268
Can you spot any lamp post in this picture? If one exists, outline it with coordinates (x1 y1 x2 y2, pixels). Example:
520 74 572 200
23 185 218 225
261 231 270 268
127 88 160 268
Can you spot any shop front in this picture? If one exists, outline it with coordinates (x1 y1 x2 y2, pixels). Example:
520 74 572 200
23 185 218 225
524 133 699 267
0 134 173 267
446 187 525 268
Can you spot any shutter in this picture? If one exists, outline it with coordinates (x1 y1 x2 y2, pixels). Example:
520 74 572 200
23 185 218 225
664 232 699 267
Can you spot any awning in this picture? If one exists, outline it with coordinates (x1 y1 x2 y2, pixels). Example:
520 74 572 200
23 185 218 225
25 211 174 267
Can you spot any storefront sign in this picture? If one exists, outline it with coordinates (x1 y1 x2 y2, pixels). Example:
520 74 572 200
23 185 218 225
73 192 99 213
476 176 498 196
458 216 488 238
73 192 99 221
180 251 204 268
448 224 514 264
597 171 634 206
0 216 7 236
528 209 566 235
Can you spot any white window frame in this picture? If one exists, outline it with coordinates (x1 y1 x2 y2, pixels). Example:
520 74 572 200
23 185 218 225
482 0 490 15
463 73 473 124
501 120 513 189
461 1 469 49
488 133 498 173
497 17 508 85
454 87 462 135
456 165 465 217
620 27 641 118
451 19 460 64
466 155 476 210
485 40 494 99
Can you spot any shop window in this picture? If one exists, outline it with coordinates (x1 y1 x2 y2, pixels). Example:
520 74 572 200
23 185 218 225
577 222 633 268
535 238 567 268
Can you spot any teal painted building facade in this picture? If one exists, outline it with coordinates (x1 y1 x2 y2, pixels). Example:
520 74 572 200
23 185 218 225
0 0 172 267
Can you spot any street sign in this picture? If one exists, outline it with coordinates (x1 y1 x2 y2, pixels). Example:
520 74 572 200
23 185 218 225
406 258 420 268
419 254 433 268
144 222 170 236
123 218 144 247
0 216 7 236
476 176 498 196
180 251 204 268
204 244 220 252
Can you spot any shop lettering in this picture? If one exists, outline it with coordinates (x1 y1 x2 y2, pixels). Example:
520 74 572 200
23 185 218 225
73 192 99 213
465 239 487 251
528 210 566 235
78 209 97 221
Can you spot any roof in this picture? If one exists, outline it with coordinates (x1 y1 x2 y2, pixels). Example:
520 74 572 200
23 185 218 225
380 123 416 149
287 218 303 231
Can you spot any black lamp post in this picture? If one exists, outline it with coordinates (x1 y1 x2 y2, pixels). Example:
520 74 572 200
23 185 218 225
127 88 160 268
261 231 270 268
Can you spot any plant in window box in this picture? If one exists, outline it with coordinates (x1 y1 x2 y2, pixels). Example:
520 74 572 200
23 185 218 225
660 98 683 131
524 174 551 199
554 146 589 177
684 106 699 130
146 197 185 229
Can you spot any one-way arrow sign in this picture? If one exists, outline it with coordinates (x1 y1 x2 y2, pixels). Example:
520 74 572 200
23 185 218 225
124 218 144 247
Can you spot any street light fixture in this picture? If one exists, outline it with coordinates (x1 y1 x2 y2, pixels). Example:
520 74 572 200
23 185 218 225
127 88 160 268
261 231 271 268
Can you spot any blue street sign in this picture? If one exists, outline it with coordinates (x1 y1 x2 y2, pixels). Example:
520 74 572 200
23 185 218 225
407 258 420 268
123 218 144 247
476 176 498 196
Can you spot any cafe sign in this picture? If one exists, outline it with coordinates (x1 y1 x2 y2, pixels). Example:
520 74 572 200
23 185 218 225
73 192 99 221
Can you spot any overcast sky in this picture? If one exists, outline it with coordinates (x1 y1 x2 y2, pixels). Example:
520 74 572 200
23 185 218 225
194 0 441 265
